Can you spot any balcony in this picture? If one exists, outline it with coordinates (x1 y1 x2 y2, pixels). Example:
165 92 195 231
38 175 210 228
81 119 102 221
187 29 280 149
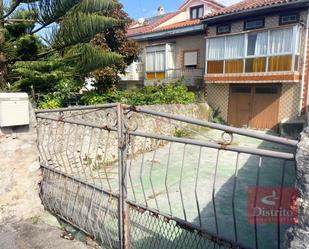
205 26 301 83
166 68 204 79
144 68 204 88
120 62 145 81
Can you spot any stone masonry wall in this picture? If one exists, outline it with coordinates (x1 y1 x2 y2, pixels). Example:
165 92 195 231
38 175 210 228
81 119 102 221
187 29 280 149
286 127 309 248
0 105 43 224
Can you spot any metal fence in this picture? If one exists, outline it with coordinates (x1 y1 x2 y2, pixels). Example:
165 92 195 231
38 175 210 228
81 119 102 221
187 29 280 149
36 103 298 249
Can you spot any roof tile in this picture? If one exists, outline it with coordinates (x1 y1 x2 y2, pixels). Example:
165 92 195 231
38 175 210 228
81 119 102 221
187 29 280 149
206 0 296 17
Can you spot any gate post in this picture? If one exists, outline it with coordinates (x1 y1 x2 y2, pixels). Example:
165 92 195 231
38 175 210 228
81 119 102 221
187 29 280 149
117 103 129 249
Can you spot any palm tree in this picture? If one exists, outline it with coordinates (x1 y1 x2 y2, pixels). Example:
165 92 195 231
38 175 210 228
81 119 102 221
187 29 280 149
0 0 123 90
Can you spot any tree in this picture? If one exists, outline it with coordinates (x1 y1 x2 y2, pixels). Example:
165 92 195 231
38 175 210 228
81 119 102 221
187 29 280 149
0 0 126 92
91 3 140 92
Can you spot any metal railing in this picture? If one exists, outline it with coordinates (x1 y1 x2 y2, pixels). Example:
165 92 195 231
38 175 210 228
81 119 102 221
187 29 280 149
165 68 204 80
36 103 298 249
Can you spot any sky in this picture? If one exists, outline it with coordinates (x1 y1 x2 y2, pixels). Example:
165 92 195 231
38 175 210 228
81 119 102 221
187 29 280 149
119 0 238 20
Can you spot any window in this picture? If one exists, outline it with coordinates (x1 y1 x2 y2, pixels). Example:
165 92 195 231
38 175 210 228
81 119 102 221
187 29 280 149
184 51 198 68
269 28 293 54
255 86 279 94
231 86 251 93
244 18 264 30
206 26 300 74
145 44 175 80
225 35 244 59
245 32 268 72
190 5 204 19
146 45 166 80
247 32 268 56
280 13 299 25
217 24 231 34
207 37 225 73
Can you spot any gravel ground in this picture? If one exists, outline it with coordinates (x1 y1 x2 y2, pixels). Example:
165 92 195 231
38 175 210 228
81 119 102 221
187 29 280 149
0 213 99 249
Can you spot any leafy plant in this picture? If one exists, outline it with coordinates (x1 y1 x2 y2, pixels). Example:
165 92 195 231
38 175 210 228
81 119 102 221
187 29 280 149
81 80 196 106
39 95 62 109
209 106 226 124
0 0 138 93
174 128 192 138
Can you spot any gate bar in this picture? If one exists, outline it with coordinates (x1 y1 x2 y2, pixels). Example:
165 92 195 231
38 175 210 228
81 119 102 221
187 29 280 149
35 103 118 113
131 106 298 147
128 130 295 160
35 115 118 131
117 104 129 249
36 114 295 160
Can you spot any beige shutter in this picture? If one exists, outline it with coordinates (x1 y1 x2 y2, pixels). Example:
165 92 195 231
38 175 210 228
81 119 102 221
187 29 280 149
184 51 198 66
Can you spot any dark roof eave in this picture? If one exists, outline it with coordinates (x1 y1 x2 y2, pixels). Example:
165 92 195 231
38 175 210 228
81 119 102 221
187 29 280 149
127 24 205 41
202 0 309 24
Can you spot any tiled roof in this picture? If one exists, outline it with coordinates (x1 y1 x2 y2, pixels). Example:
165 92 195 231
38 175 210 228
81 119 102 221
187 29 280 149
126 0 225 37
127 12 180 37
179 0 225 10
206 0 299 17
153 19 201 32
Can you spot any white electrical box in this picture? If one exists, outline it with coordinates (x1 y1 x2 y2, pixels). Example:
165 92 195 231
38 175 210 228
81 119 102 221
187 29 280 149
0 93 30 127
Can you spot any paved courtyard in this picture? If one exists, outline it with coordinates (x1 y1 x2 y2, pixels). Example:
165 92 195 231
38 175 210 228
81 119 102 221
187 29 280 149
104 128 296 249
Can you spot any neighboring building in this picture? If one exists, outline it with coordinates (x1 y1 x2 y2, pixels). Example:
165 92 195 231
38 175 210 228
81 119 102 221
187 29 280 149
124 0 309 130
203 0 309 129
122 0 224 91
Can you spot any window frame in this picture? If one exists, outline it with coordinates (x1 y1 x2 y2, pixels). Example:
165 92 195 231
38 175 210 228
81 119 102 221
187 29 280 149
244 18 265 31
279 12 299 25
216 24 231 35
145 43 176 79
190 5 204 20
206 25 300 74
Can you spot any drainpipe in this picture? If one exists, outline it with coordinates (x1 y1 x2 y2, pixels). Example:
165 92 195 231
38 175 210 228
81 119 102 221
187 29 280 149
299 9 309 117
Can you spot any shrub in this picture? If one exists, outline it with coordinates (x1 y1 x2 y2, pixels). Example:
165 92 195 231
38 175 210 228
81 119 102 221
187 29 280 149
38 95 62 109
174 128 192 138
81 80 196 106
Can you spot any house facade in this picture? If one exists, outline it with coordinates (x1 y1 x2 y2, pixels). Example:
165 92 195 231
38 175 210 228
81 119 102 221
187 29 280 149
203 0 309 129
124 0 309 130
122 0 223 91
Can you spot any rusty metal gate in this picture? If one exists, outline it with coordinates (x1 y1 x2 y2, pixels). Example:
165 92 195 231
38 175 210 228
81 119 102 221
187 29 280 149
35 103 298 249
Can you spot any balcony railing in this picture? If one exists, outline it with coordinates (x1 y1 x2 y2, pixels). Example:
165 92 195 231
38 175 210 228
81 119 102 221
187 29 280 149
120 63 145 81
165 68 204 79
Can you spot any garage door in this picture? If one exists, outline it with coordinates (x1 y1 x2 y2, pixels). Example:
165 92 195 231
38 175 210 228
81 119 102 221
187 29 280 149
228 84 281 129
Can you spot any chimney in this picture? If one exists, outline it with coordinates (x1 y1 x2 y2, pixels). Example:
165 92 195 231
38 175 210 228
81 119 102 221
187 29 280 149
157 6 165 16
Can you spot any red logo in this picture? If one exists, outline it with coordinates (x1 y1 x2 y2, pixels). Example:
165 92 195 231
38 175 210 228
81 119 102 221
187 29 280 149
247 187 298 224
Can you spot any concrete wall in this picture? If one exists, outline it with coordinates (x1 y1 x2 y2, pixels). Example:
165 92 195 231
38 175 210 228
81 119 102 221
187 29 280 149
0 105 43 224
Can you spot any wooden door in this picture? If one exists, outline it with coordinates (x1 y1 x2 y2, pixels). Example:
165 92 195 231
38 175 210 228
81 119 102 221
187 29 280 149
228 86 252 128
249 85 281 129
228 84 281 129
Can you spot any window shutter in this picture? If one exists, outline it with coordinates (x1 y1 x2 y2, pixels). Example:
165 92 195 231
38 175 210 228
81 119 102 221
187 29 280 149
184 51 198 66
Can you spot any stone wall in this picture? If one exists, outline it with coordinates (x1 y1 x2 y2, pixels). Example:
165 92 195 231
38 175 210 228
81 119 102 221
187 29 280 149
286 127 309 248
0 105 43 224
